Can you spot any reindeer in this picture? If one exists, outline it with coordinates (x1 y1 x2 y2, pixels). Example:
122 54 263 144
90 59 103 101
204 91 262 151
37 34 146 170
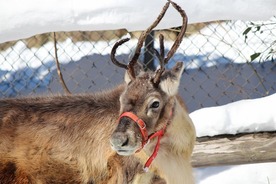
0 1 195 183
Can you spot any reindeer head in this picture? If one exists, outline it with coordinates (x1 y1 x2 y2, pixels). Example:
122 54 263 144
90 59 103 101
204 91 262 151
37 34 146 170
110 0 187 156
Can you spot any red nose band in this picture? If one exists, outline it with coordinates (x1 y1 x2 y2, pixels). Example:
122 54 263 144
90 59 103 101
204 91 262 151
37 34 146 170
118 106 174 172
119 112 149 147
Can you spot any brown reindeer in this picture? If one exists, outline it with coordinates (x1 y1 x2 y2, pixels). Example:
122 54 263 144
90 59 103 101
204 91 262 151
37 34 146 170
110 62 195 183
0 1 195 183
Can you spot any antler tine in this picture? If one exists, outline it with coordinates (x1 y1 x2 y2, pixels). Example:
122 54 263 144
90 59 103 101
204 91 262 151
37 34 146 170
154 34 165 64
128 1 171 79
164 0 188 64
152 34 165 85
111 38 130 70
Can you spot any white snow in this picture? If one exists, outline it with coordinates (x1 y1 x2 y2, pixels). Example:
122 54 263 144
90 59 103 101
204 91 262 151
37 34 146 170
195 162 276 184
190 93 276 137
1 0 275 43
1 0 276 183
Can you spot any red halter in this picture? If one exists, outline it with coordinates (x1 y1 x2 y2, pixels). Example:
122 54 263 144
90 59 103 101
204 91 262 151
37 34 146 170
118 108 174 171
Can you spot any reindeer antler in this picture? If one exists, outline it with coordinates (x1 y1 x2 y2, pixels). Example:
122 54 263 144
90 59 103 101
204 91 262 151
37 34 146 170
111 38 130 70
152 0 188 86
111 1 171 80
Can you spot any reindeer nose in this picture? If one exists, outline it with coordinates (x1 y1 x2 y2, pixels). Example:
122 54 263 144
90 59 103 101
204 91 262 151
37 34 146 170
110 132 129 148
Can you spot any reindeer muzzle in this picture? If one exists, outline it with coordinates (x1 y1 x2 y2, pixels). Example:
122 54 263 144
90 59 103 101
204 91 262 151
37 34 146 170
118 111 169 172
119 112 149 150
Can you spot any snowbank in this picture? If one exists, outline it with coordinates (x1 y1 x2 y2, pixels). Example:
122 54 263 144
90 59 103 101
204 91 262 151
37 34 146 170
190 93 276 137
1 0 275 43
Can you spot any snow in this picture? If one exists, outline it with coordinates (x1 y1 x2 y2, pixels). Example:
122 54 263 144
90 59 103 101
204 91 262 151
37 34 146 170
195 163 276 184
190 93 276 137
1 0 276 183
1 0 276 43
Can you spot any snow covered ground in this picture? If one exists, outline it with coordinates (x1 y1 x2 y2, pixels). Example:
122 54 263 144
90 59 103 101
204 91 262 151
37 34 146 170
195 162 276 184
1 0 276 183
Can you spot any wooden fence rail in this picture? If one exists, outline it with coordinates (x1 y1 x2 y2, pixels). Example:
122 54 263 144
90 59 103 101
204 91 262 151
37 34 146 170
192 131 276 167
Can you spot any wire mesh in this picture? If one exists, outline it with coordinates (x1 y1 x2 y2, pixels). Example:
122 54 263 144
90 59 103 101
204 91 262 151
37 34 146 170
0 19 275 112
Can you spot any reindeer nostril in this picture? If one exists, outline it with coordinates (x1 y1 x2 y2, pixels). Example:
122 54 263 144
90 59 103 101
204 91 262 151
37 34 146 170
121 137 129 147
111 133 130 148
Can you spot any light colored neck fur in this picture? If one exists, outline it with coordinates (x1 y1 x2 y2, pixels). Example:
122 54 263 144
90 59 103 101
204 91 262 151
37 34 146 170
136 96 196 184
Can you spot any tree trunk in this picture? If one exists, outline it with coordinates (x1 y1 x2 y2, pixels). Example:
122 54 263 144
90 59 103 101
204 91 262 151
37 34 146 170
191 131 276 167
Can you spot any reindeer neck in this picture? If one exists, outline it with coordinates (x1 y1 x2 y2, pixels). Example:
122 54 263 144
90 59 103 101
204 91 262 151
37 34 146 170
136 95 196 183
166 96 196 155
158 95 196 184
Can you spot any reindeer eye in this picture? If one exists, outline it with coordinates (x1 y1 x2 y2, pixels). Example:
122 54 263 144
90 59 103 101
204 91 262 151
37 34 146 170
150 101 160 109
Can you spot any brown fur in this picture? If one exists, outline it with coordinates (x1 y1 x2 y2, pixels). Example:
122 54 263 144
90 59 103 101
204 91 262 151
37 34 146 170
0 85 127 183
0 83 169 184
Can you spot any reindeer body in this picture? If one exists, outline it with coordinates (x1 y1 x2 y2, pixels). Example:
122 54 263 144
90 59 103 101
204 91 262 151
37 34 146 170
0 83 194 184
0 85 135 183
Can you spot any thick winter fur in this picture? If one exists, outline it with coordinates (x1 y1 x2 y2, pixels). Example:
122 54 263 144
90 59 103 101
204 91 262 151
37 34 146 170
142 96 195 183
0 85 147 183
111 62 196 184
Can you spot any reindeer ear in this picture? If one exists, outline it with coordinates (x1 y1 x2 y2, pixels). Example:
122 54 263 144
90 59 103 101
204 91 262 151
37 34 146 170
159 62 184 96
124 62 144 84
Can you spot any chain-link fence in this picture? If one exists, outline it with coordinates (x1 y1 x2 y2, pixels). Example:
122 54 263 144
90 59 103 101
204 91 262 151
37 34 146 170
0 18 275 112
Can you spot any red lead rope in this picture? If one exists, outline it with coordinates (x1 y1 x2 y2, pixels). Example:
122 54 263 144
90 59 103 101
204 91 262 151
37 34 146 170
119 109 173 172
143 128 165 172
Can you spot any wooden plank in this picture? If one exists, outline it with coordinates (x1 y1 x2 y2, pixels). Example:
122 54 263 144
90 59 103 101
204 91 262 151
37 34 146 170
191 131 276 167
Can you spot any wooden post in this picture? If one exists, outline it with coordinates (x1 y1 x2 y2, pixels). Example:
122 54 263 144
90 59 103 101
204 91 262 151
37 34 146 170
192 131 276 167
